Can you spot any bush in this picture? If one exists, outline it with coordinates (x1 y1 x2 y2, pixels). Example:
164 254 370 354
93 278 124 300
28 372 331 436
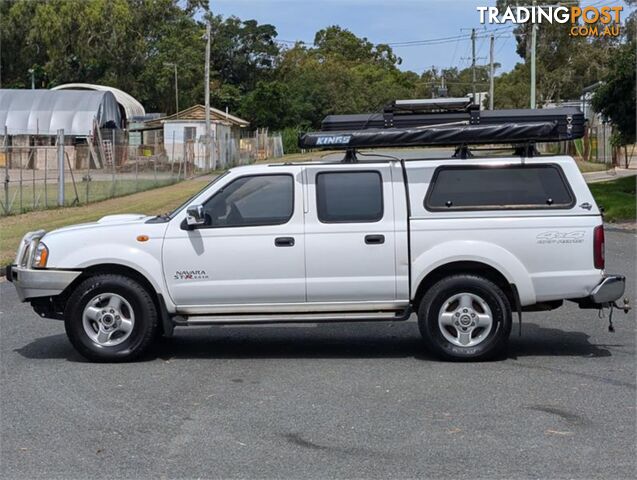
282 126 303 154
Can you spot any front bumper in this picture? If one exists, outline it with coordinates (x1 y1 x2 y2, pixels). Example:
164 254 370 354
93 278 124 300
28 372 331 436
6 229 81 302
5 264 81 302
577 274 626 309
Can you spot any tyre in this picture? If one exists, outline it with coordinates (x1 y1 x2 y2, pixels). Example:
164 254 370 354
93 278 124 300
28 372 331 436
418 274 512 361
64 274 158 362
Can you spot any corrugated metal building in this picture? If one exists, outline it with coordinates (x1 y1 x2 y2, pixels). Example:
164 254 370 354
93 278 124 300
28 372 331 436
0 89 122 137
50 83 145 125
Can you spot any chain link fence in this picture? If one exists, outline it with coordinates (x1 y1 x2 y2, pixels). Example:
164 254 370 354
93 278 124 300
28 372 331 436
1 128 283 216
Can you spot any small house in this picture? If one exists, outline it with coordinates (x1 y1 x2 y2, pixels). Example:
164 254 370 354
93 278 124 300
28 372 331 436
140 105 250 168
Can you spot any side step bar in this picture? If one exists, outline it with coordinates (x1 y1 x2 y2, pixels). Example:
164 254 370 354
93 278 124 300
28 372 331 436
173 308 413 326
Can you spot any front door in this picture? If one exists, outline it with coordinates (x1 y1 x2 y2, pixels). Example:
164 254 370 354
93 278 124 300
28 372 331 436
303 165 397 302
163 169 306 307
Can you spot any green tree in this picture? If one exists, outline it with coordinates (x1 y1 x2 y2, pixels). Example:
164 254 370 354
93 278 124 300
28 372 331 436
263 29 419 129
208 14 280 92
210 83 243 115
591 41 636 146
495 0 620 105
0 0 210 114
313 25 401 67
239 81 296 130
493 63 530 109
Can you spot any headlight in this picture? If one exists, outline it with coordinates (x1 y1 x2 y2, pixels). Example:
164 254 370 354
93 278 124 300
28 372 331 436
32 242 49 268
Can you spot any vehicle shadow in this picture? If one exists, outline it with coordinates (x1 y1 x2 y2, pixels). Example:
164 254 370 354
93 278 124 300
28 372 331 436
14 333 87 362
507 322 614 359
14 322 617 362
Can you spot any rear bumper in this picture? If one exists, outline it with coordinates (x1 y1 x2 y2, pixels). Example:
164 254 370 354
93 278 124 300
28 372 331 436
5 264 81 302
576 274 626 309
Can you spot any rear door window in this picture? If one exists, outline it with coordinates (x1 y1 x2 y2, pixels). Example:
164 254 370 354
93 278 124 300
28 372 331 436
316 171 383 222
425 165 574 211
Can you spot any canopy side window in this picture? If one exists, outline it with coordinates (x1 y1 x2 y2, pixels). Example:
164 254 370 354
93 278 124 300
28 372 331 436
424 164 575 211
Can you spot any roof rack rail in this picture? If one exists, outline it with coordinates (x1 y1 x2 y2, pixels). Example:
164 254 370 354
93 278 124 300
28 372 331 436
381 97 479 129
389 97 474 112
299 103 585 152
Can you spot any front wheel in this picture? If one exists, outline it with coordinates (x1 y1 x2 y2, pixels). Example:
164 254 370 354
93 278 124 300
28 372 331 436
64 274 158 362
418 274 512 361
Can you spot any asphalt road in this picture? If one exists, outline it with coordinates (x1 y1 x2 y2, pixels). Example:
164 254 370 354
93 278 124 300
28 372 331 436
1 230 635 480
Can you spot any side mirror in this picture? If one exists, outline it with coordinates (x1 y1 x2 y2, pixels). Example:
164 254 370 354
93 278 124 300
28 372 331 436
186 205 206 227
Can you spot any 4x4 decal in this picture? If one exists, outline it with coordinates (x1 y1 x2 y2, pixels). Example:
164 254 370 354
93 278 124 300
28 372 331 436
536 231 585 244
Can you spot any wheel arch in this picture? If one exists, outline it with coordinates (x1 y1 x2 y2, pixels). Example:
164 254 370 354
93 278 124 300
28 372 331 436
67 263 158 295
59 263 170 335
410 240 536 306
412 261 517 310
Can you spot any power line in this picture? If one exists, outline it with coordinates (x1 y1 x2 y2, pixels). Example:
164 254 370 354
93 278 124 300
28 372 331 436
269 0 624 51
274 25 516 49
387 33 474 47
476 29 488 58
496 34 511 56
449 34 463 66
388 26 515 48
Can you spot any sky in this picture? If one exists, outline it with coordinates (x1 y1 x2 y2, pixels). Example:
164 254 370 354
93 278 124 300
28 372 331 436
211 0 630 75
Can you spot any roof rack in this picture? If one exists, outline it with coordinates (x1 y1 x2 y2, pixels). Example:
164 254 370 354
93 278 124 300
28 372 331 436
298 100 585 154
390 97 474 112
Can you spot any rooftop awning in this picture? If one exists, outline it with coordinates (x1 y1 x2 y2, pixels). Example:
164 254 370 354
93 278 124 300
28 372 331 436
302 106 585 150
0 89 122 136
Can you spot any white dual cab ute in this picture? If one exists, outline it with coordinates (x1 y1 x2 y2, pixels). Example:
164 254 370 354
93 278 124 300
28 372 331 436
6 101 629 362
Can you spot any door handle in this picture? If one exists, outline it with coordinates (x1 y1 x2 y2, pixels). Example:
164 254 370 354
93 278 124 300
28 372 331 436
275 237 295 247
365 234 385 245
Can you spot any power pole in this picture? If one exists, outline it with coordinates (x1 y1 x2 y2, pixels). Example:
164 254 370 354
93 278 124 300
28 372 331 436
57 129 65 207
489 34 495 110
530 2 537 109
163 62 179 114
204 19 212 170
173 64 179 114
471 28 476 105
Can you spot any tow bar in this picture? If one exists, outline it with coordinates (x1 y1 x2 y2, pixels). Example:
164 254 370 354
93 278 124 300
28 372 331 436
603 298 631 332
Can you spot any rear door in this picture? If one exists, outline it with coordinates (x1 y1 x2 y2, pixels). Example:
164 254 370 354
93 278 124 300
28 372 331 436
303 164 397 302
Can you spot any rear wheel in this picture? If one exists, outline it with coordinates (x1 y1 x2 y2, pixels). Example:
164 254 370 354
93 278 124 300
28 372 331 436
418 274 512 361
64 274 158 362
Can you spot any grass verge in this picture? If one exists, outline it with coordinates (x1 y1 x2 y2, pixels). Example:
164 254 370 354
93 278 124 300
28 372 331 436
0 177 211 267
2 178 177 215
588 176 636 223
576 160 609 173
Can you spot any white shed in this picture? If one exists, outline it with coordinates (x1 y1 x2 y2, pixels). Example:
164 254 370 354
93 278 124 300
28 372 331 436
143 105 250 168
